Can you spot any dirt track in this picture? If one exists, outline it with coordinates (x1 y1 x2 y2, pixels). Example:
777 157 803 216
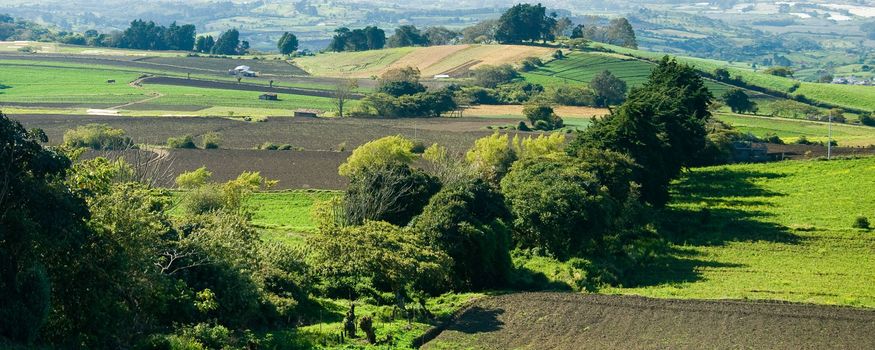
423 292 875 350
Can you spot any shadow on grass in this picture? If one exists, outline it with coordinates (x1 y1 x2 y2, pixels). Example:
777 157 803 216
446 306 505 334
623 246 745 288
662 167 801 246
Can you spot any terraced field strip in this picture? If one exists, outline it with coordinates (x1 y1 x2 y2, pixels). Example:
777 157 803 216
717 113 875 146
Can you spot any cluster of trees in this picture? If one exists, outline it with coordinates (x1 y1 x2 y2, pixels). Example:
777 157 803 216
0 14 55 42
116 20 196 51
460 64 628 108
195 29 249 55
568 18 637 49
327 25 464 52
0 111 311 348
356 67 457 118
328 26 387 52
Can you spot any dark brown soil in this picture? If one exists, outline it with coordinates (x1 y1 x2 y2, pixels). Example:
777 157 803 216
86 148 349 190
424 292 875 350
14 114 523 153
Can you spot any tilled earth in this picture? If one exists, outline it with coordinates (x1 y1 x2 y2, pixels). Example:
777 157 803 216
423 292 875 350
14 114 519 153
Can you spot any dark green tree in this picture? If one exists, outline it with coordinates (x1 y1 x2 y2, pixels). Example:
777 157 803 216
388 25 428 47
721 88 758 114
411 179 512 291
212 29 241 55
277 32 299 55
606 18 637 49
570 57 712 206
589 70 628 107
494 3 554 43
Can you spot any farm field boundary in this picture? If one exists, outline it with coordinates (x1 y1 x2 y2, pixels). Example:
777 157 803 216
139 76 364 99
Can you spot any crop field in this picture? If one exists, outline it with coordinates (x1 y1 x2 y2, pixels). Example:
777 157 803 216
716 113 875 146
0 61 344 114
594 43 875 112
596 157 875 307
523 51 733 96
424 293 875 349
292 44 554 78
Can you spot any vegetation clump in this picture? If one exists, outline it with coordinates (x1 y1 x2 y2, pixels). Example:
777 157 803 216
63 124 134 150
167 134 197 149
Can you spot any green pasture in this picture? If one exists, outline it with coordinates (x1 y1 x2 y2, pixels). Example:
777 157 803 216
716 113 875 146
0 61 346 114
601 157 875 307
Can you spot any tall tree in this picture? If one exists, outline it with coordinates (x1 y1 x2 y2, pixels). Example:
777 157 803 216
424 26 459 45
212 28 241 55
388 25 428 48
589 70 628 107
606 18 637 49
570 57 712 206
494 3 553 43
278 32 299 55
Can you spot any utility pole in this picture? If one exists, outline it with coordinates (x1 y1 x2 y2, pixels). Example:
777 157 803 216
828 112 832 160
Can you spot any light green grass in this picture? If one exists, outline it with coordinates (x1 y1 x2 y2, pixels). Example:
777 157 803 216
601 157 875 307
248 190 340 233
593 42 875 112
0 61 348 113
716 113 875 146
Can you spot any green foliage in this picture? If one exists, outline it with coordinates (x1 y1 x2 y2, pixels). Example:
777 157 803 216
167 134 197 149
722 88 758 114
176 167 213 189
328 26 386 52
853 216 870 230
519 56 544 72
465 133 517 183
338 135 415 177
589 70 628 107
212 28 243 55
376 67 426 97
494 3 555 43
200 132 221 149
544 84 596 106
860 113 875 127
0 111 81 344
471 64 519 88
277 32 299 55
358 88 457 118
62 124 134 150
571 57 712 206
411 179 513 291
308 220 451 299
523 103 563 130
388 25 428 48
343 162 441 226
764 66 794 77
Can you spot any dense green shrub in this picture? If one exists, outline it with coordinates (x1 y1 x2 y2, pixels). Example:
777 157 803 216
545 85 597 106
519 56 544 72
201 132 221 149
860 113 875 127
523 104 563 130
63 124 134 150
411 179 513 291
176 166 212 189
377 80 427 97
343 162 441 226
853 216 870 229
471 64 519 88
167 134 197 149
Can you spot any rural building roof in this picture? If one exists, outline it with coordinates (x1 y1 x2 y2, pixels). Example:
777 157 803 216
234 65 251 71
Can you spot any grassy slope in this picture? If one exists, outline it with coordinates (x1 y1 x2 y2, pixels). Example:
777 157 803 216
0 61 344 114
717 113 875 146
601 157 875 307
596 43 875 111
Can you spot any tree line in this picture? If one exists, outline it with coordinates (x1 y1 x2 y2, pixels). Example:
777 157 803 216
326 3 637 52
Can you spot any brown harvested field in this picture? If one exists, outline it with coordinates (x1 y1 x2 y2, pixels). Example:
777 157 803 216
465 105 609 118
86 148 348 190
13 114 526 153
423 292 875 350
